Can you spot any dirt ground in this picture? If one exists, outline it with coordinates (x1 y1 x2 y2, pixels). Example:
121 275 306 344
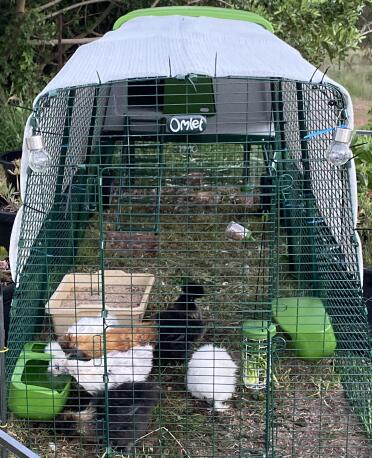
353 99 372 127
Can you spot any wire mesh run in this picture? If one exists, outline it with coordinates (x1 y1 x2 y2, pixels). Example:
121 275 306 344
5 77 371 458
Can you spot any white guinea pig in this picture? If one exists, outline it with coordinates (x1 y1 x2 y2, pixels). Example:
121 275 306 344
187 344 237 412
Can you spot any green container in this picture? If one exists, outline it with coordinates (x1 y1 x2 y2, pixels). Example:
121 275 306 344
271 297 337 360
8 342 71 420
242 320 277 390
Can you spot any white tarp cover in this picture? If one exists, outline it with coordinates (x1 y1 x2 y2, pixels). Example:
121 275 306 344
40 16 346 95
10 14 361 281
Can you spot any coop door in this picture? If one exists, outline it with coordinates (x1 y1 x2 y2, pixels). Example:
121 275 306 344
98 145 164 273
94 137 278 456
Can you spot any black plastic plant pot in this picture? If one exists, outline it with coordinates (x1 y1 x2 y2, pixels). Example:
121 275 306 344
0 150 22 190
0 210 16 251
2 282 15 345
364 267 372 327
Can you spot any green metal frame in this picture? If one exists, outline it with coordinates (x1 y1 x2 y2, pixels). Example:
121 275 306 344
5 76 372 457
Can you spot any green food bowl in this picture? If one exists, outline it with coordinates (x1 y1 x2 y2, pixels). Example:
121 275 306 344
8 342 71 420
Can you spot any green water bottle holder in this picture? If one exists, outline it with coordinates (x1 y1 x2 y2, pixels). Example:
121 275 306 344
242 320 285 390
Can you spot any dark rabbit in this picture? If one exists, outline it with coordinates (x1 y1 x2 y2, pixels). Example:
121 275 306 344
155 282 205 365
94 380 161 453
56 381 160 454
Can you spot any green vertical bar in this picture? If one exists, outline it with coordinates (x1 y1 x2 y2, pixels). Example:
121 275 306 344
0 288 9 458
260 81 283 458
296 82 317 287
97 166 111 452
55 89 75 196
73 87 99 245
270 81 286 164
116 115 131 230
154 121 165 234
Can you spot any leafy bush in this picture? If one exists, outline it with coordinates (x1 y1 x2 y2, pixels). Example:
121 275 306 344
0 88 29 151
353 136 372 190
358 192 372 267
353 108 372 266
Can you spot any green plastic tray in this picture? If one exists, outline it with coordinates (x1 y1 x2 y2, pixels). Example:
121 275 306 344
8 342 71 420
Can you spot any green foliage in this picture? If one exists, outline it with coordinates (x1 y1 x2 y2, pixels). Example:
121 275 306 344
358 191 372 266
353 109 372 266
258 0 368 64
0 8 55 100
0 180 21 212
353 108 372 190
353 137 372 190
0 88 30 151
0 156 21 211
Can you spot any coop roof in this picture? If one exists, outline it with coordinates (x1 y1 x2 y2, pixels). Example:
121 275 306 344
39 14 347 99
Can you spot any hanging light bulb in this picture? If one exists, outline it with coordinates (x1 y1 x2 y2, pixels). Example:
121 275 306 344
326 127 353 166
26 135 51 173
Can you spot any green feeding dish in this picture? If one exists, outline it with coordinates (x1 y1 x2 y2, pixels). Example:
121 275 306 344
271 297 337 360
242 320 277 340
8 342 71 420
113 6 273 32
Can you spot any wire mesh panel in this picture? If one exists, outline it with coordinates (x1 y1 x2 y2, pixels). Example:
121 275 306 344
5 77 371 458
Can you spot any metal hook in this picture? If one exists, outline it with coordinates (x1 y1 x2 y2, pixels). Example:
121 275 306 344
309 65 321 83
279 173 294 196
320 66 330 84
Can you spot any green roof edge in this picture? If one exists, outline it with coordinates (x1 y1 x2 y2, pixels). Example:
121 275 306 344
113 6 273 33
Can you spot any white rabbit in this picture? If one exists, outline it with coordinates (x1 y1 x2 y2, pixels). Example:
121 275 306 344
67 313 119 336
187 344 237 412
48 344 153 395
44 340 66 359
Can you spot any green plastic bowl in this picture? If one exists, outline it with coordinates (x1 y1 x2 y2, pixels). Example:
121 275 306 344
8 342 71 420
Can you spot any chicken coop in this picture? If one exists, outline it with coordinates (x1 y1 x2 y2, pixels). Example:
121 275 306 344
3 6 371 458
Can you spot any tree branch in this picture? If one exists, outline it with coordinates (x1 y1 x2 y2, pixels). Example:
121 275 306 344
44 0 113 19
215 0 234 8
86 2 114 34
34 0 64 12
60 2 114 54
31 38 100 45
16 0 26 15
361 21 372 34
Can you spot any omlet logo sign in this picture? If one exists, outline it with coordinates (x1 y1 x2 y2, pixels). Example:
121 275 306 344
167 115 207 134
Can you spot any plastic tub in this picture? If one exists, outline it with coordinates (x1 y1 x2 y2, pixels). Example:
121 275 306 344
46 269 155 336
8 342 71 420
